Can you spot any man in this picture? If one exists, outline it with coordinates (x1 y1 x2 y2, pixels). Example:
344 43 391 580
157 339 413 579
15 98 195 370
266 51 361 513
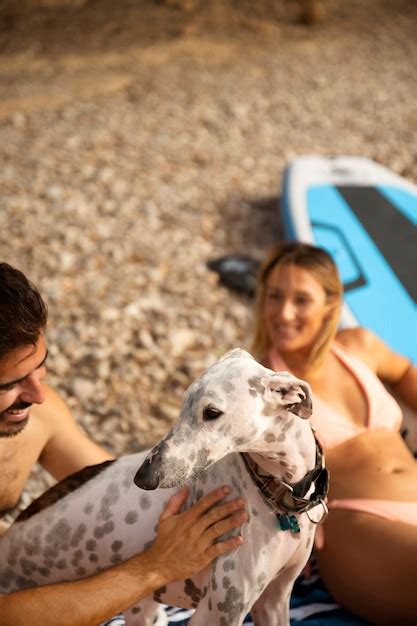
0 262 247 624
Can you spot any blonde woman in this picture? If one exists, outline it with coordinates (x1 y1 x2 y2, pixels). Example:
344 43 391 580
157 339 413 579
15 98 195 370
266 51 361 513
251 242 417 626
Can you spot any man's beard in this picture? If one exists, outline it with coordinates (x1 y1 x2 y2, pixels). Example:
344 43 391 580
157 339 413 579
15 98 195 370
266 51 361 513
0 401 31 438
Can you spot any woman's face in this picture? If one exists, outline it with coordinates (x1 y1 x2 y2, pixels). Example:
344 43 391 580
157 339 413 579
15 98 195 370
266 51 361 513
263 263 332 356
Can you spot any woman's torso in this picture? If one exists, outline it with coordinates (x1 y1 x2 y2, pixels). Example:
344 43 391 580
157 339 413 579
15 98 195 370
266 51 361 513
325 429 417 500
310 343 402 449
268 342 417 502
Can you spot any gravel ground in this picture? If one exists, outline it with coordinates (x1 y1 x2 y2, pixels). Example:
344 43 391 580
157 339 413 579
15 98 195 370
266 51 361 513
0 0 416 520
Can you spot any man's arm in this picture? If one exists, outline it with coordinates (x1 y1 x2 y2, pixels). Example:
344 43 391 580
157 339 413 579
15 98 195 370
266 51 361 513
0 485 247 626
37 384 114 479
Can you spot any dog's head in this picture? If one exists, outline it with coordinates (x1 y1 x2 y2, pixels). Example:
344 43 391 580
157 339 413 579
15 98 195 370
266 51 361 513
134 348 313 489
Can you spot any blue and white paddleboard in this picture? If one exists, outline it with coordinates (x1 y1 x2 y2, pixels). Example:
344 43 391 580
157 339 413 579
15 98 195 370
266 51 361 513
282 155 417 364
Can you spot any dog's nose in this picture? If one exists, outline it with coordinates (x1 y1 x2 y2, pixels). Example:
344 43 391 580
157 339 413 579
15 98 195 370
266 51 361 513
134 458 161 490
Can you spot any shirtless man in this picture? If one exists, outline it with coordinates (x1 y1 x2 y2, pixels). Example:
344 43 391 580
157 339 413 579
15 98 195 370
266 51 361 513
0 262 247 626
0 344 114 515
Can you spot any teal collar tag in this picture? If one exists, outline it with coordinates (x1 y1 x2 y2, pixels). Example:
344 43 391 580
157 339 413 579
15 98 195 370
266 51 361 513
277 514 300 534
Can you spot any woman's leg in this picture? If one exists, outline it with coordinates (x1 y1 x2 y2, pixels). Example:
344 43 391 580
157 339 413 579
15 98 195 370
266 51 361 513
315 509 417 626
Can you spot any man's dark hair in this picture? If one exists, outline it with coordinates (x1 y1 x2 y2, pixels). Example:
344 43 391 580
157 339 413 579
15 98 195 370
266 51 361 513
0 263 48 360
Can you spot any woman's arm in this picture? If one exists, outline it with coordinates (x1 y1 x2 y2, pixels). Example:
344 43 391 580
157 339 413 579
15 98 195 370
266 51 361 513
0 486 246 626
337 327 417 411
390 362 417 412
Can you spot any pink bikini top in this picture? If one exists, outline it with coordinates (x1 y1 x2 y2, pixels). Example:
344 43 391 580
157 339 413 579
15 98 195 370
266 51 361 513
268 342 403 450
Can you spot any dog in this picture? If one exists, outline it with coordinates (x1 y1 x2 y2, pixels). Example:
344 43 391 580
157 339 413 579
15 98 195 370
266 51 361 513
0 349 328 625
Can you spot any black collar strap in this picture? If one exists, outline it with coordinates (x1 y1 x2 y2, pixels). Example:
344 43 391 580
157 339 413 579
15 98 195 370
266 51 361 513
241 430 329 519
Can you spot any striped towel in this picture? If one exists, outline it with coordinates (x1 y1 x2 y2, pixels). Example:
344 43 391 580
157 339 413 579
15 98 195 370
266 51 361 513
103 616 126 626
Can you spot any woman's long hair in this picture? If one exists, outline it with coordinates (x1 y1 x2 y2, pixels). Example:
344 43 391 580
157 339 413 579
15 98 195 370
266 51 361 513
251 242 343 367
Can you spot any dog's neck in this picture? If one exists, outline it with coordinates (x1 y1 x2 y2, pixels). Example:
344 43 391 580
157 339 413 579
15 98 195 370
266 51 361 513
247 422 317 484
247 452 310 484
242 430 328 519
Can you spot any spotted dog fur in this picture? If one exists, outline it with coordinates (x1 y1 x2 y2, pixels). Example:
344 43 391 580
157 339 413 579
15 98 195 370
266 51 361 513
0 349 319 626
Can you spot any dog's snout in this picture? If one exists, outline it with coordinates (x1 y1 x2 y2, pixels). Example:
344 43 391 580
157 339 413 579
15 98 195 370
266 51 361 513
134 457 161 490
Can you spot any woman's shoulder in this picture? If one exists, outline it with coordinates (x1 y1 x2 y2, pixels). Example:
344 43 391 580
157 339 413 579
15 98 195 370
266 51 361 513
335 327 411 385
335 327 377 366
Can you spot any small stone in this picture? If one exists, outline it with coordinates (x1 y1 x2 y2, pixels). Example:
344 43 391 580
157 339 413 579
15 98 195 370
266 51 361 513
159 403 180 421
46 185 63 200
169 328 196 357
124 301 142 318
101 308 120 322
12 112 26 129
73 378 96 402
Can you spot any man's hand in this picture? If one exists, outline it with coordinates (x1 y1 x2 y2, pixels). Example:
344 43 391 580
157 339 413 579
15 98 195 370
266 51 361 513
147 485 247 582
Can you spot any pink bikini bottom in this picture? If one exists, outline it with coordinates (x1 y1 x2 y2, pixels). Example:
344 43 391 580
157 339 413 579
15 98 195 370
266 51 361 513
315 499 417 549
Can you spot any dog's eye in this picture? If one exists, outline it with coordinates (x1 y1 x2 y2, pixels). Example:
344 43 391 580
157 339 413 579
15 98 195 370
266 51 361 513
203 406 223 421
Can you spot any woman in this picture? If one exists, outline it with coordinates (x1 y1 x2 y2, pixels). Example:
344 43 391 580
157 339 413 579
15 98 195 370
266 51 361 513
251 242 417 626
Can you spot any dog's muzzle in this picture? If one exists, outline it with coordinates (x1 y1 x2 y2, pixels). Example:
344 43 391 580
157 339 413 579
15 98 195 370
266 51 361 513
134 457 162 490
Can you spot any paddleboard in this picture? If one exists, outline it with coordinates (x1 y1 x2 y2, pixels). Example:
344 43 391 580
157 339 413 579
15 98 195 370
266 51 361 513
282 155 417 362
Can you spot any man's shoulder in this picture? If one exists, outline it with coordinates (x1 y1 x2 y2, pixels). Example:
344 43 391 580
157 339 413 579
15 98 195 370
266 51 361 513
35 385 113 480
31 384 76 433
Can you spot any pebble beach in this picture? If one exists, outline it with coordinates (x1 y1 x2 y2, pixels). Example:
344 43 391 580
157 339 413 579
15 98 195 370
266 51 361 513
0 0 416 521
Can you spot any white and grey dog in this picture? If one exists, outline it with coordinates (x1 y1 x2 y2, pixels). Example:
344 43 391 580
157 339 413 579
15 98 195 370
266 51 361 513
0 349 328 625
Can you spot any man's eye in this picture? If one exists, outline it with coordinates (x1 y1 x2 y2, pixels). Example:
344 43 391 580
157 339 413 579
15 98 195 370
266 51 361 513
203 406 224 421
0 384 16 393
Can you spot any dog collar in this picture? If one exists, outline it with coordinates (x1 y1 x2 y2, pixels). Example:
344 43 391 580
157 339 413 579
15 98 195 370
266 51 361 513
241 430 329 529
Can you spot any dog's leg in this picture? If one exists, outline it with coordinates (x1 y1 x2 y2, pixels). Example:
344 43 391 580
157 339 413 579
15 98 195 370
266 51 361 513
251 562 304 626
188 593 250 626
186 559 254 626
124 598 168 626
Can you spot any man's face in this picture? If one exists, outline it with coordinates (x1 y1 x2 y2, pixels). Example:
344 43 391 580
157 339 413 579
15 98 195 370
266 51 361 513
0 336 48 438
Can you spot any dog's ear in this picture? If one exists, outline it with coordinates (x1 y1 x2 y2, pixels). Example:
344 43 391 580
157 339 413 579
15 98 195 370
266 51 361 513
219 348 254 362
261 374 313 419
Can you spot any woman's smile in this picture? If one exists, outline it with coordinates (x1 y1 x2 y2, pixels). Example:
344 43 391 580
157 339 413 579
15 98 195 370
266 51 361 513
264 263 330 356
271 323 300 339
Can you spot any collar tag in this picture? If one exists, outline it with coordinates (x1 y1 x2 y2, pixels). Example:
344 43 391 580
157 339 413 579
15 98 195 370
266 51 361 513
277 514 300 534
